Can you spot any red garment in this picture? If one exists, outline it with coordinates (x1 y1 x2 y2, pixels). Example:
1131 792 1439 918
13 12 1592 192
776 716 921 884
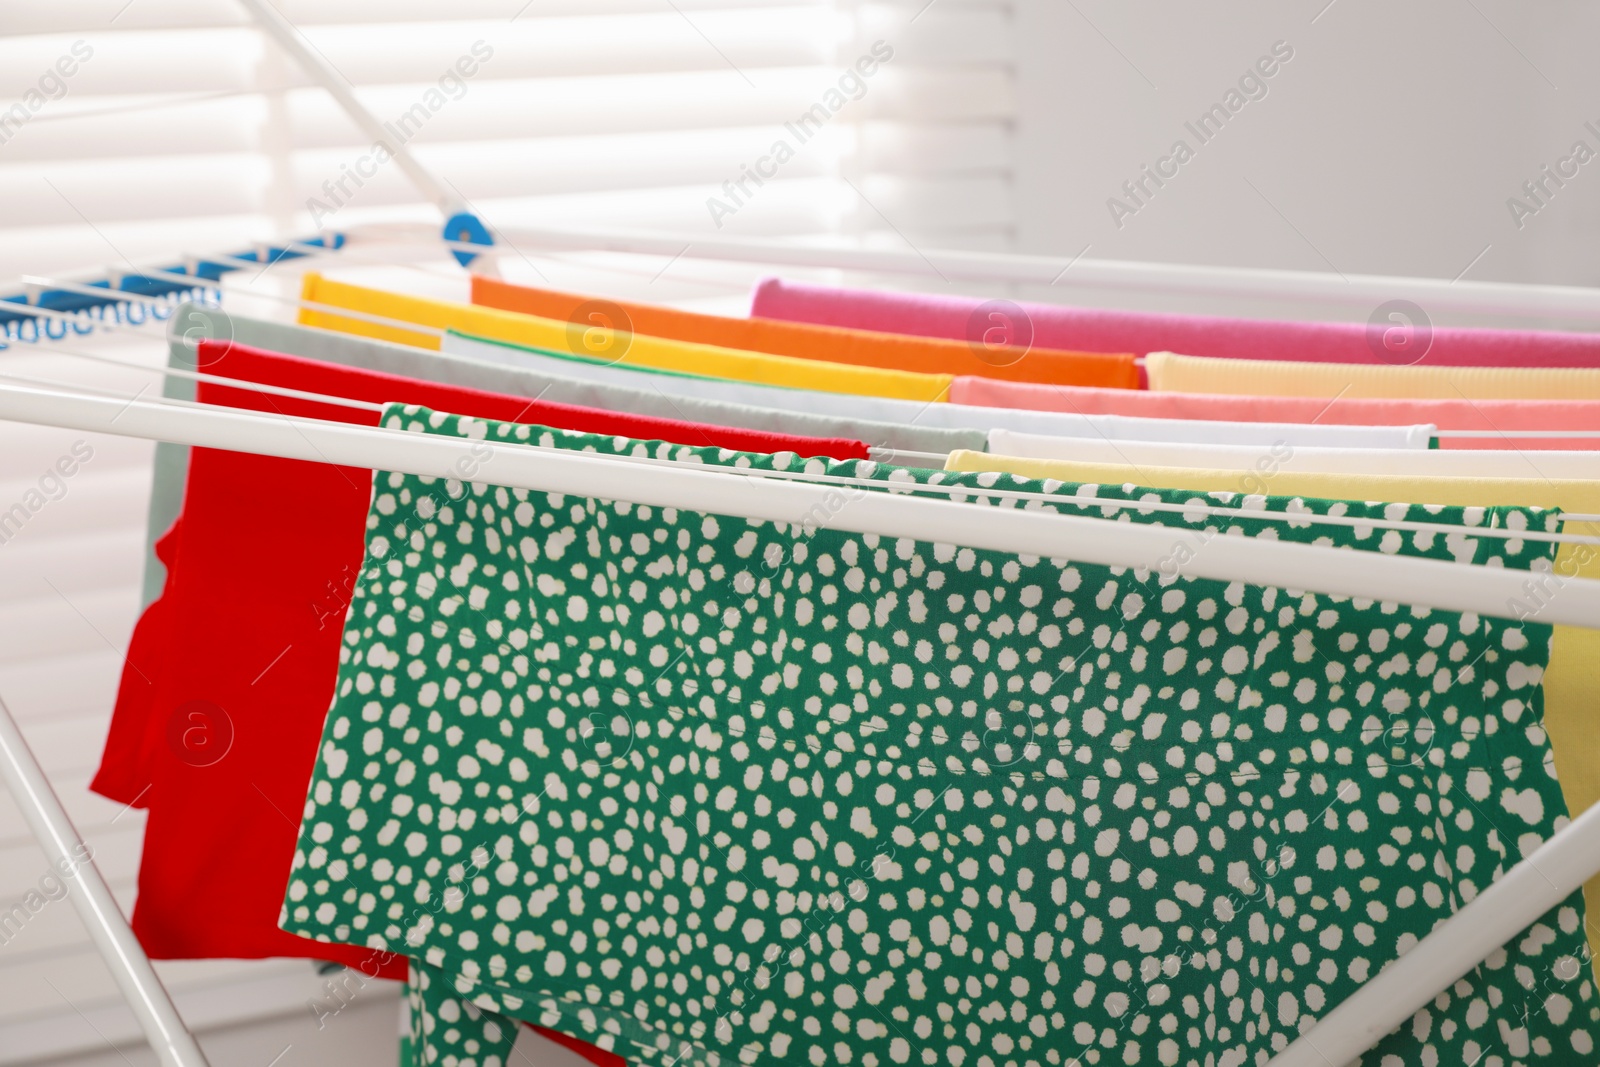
93 340 865 1063
92 345 870 809
92 526 177 806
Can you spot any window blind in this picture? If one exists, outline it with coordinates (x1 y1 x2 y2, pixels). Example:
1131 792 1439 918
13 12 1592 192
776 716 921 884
0 3 1016 1061
0 1 1016 283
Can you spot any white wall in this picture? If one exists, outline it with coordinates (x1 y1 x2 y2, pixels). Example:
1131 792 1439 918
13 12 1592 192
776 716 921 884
1010 0 1600 328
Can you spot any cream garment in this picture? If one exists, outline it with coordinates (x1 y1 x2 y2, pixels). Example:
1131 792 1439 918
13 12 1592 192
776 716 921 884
441 331 1437 448
986 427 1600 479
945 448 1600 969
1146 349 1600 399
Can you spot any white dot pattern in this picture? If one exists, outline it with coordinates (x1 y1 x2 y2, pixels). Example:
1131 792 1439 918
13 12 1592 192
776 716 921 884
283 406 1598 1066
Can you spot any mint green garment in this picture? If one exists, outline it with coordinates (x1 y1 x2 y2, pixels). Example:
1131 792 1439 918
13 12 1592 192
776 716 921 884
142 305 985 605
284 406 1596 1065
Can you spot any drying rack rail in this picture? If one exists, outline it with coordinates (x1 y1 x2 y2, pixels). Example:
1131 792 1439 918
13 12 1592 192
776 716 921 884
1 3 1599 1066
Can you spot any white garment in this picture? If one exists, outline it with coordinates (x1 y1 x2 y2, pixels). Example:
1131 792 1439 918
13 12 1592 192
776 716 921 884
987 428 1598 479
442 331 1437 450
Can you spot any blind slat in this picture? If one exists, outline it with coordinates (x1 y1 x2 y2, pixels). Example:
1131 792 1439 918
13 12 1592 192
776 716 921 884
0 9 1016 1051
1 0 925 35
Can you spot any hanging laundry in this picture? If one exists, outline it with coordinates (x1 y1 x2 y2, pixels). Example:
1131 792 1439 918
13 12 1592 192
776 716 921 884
139 305 979 611
751 276 1600 367
92 339 868 977
159 305 967 455
468 276 1141 388
282 403 1595 1066
440 330 1437 450
437 327 982 426
946 448 1600 971
950 376 1600 451
297 275 956 403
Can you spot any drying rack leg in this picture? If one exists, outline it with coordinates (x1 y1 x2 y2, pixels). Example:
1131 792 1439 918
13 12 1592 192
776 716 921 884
1271 795 1600 1065
0 695 210 1067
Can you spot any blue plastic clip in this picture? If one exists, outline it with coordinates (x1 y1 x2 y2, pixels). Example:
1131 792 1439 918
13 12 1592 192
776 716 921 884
444 212 494 267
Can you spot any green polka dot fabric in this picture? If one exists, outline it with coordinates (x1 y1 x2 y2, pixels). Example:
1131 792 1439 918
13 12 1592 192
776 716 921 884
283 404 1598 1066
407 960 518 1067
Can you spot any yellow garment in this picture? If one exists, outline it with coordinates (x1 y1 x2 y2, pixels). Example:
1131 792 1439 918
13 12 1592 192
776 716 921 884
298 274 953 403
1145 349 1600 400
948 448 1600 960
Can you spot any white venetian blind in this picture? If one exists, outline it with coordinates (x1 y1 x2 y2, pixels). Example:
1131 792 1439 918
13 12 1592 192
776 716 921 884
0 3 1016 1063
0 0 1016 287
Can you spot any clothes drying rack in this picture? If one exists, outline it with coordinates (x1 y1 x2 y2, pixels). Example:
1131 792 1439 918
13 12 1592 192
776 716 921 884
3 4 1600 1067
7 359 1600 1067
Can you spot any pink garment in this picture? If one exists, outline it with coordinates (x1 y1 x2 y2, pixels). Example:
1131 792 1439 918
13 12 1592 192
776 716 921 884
751 277 1600 368
950 377 1600 451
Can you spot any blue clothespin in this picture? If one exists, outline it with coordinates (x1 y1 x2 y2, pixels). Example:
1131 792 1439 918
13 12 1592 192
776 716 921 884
444 212 494 268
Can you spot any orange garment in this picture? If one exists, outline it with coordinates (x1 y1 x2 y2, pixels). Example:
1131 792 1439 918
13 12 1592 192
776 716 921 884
470 276 1142 390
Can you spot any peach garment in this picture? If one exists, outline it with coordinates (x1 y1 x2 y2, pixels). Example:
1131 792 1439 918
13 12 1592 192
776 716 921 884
297 275 954 404
1145 349 1600 400
944 448 1600 962
471 276 1141 389
949 376 1600 451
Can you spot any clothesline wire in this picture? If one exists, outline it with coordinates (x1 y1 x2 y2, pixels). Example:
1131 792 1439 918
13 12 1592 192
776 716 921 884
369 227 765 291
274 241 468 282
484 249 762 293
16 348 385 413
0 369 239 413
182 263 455 339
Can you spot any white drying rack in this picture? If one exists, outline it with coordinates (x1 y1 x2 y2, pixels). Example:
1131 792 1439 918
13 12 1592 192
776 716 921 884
4 371 1600 1067
2 3 1600 1067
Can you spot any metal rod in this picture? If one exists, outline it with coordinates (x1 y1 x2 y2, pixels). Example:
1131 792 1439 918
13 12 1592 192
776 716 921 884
0 695 210 1067
1269 796 1600 1066
235 0 460 218
389 222 1600 323
1 380 1597 630
41 345 386 413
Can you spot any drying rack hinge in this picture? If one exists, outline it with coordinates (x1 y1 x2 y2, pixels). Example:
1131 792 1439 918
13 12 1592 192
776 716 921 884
445 212 494 267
